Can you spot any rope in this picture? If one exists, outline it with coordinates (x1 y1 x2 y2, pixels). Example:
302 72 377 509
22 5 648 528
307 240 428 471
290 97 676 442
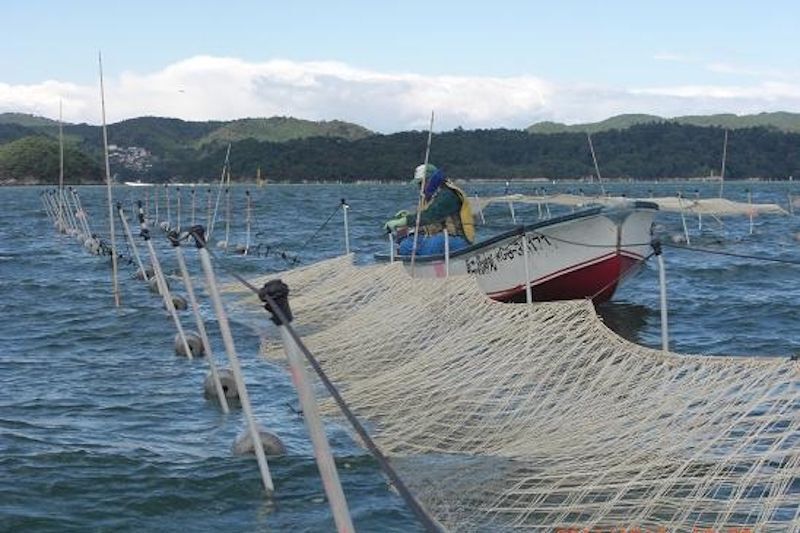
589 251 656 300
294 203 343 257
663 242 800 266
242 202 343 267
188 227 441 533
530 230 652 249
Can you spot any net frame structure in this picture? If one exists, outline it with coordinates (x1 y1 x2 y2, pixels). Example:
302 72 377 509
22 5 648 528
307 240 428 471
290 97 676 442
470 194 788 218
225 256 800 532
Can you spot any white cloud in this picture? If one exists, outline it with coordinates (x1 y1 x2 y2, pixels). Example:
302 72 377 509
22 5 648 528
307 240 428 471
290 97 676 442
1 55 799 132
653 52 694 63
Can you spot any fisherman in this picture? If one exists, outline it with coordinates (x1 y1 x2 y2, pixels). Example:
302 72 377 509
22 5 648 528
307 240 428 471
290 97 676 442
383 164 475 255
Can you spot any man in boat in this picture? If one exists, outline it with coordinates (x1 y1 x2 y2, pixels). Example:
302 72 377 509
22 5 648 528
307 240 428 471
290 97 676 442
383 163 475 255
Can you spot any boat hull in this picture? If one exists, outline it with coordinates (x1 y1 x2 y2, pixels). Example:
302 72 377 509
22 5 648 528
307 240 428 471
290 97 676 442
375 202 657 303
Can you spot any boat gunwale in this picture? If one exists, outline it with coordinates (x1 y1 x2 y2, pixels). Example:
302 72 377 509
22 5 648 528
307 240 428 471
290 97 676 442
374 200 659 264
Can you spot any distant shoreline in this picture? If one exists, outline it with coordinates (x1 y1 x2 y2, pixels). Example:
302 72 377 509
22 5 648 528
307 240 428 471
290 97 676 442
2 176 792 188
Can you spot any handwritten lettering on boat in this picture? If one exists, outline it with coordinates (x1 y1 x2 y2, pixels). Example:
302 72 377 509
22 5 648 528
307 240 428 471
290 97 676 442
465 233 554 275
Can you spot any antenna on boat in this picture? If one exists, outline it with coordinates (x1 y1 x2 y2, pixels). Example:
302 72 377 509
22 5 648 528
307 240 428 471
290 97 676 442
98 51 121 307
587 132 606 196
409 110 435 276
718 129 728 198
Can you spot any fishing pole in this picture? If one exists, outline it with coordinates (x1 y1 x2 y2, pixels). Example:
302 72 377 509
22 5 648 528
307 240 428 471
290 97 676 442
409 110 435 276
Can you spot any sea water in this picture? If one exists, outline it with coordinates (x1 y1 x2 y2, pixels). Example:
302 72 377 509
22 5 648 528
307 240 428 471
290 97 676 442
2 181 799 532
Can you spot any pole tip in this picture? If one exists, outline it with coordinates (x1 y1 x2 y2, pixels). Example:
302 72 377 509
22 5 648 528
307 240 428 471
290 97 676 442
188 225 206 248
259 279 292 325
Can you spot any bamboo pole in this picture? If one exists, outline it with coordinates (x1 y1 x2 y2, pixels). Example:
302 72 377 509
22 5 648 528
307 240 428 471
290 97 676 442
409 110 435 277
587 133 606 196
244 190 251 255
117 202 149 281
57 100 66 232
98 51 120 306
208 144 231 239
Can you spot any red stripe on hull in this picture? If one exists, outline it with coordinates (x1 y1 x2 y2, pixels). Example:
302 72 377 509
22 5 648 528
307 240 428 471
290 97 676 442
493 253 642 304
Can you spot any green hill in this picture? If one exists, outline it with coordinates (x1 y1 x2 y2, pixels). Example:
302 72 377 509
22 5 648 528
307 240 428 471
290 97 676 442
198 116 373 146
675 112 800 131
527 112 800 134
0 112 60 128
527 114 665 134
2 111 800 183
105 116 222 154
0 135 102 184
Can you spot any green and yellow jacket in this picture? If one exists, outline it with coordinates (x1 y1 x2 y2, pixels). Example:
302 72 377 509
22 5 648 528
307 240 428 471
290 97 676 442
405 181 475 243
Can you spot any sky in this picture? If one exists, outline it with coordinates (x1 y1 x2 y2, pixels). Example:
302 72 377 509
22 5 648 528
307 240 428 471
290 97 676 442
1 0 799 132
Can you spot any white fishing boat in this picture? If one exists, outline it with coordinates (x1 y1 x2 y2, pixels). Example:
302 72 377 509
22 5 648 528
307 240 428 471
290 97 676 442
375 200 658 302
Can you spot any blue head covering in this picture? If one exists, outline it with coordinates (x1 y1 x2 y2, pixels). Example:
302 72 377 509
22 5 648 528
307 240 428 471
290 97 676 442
423 168 445 201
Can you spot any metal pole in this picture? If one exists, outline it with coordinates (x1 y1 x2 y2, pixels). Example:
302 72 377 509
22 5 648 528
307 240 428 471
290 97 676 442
223 188 231 251
521 232 533 304
473 194 486 224
281 325 354 531
244 190 251 255
719 129 728 198
261 280 353 531
171 241 230 414
341 199 350 255
677 193 691 245
165 184 171 227
190 186 196 226
176 187 182 232
154 183 159 224
696 190 702 231
389 233 395 263
656 246 669 353
206 188 212 230
193 233 274 494
443 229 449 278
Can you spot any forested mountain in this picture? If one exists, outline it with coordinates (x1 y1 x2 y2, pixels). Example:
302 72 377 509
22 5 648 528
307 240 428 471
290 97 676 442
0 135 102 184
0 112 798 183
527 112 800 134
174 123 800 182
197 117 372 145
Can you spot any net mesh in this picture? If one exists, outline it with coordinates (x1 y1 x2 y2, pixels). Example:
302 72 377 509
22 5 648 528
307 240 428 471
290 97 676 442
224 256 800 532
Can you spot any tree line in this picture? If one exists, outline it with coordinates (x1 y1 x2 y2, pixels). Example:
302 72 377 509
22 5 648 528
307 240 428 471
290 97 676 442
1 122 799 184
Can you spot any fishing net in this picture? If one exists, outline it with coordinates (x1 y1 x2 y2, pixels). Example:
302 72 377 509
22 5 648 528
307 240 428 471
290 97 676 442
225 256 800 532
